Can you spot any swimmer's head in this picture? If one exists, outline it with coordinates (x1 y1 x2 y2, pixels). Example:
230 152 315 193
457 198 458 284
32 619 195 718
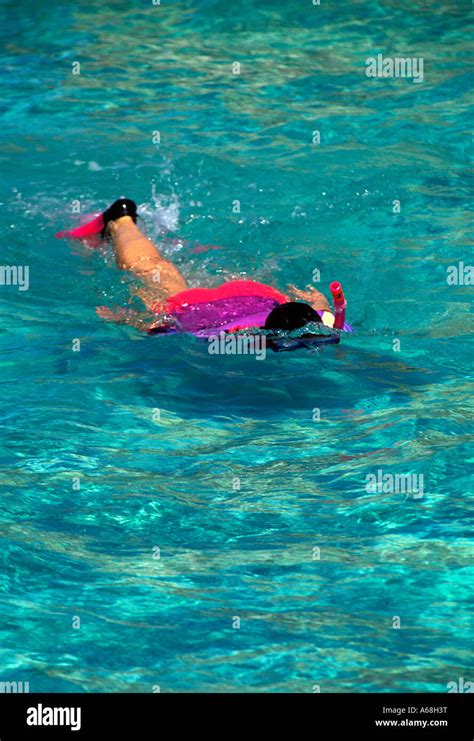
264 301 322 331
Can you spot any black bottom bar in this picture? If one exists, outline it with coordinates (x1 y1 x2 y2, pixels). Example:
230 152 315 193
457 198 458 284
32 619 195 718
0 692 472 740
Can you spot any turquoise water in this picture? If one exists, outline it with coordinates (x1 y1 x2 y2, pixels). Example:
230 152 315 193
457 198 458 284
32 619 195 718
0 0 473 693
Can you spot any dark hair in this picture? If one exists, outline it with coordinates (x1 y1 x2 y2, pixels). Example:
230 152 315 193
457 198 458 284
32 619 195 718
264 301 322 331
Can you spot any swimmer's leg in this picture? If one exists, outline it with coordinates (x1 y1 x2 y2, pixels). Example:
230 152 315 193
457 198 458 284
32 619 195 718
108 215 188 298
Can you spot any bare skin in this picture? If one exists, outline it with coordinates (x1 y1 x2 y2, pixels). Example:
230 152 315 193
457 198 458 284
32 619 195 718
109 215 187 296
287 284 331 312
97 216 332 329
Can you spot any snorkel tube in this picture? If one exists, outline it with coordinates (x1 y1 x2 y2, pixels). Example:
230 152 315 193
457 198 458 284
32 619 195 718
329 281 347 330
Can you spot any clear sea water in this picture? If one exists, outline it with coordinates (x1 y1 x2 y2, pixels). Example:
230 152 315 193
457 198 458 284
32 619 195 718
0 0 472 693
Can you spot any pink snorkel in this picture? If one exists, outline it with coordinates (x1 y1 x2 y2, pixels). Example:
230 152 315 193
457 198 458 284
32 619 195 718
329 281 347 330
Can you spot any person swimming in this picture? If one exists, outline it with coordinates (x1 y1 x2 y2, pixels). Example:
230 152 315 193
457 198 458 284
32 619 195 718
57 198 349 341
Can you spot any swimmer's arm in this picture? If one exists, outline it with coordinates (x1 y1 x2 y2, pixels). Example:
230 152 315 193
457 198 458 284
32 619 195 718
96 306 154 332
286 284 331 312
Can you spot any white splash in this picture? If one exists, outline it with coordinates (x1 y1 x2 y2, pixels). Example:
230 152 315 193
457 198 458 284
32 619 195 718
138 184 180 235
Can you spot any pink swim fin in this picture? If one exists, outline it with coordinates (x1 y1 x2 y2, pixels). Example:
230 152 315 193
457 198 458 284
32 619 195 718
56 199 137 240
55 213 105 239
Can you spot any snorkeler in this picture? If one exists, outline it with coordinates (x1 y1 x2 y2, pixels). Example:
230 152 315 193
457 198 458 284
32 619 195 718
57 198 349 342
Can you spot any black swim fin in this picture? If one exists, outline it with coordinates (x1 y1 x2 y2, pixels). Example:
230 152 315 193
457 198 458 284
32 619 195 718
101 198 138 237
